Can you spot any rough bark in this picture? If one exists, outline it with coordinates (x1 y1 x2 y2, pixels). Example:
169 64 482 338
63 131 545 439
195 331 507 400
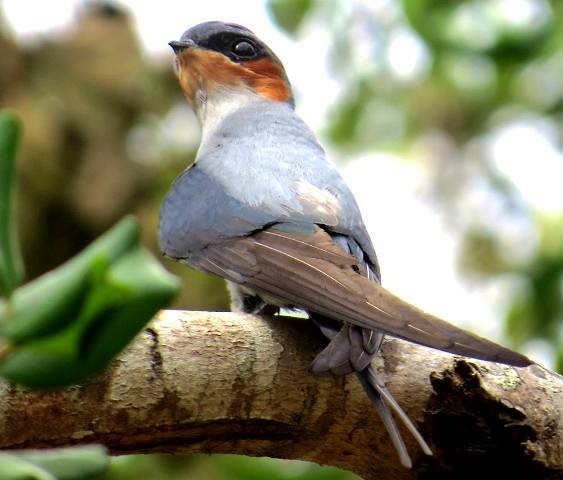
0 311 561 480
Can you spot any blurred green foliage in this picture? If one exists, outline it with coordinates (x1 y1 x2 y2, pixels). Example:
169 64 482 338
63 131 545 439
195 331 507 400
0 111 24 297
105 455 356 480
0 446 109 480
0 110 174 479
0 107 179 475
0 1 228 311
0 111 180 389
0 453 357 480
268 0 314 34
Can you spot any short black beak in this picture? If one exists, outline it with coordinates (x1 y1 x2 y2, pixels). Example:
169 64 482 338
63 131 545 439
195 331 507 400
169 39 196 54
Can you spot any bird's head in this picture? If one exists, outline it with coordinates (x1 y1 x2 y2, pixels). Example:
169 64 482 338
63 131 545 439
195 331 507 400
169 21 294 119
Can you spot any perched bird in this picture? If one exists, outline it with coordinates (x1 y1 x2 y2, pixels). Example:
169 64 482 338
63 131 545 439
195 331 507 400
159 21 532 468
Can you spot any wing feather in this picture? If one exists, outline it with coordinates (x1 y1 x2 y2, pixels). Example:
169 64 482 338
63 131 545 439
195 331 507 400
194 225 531 367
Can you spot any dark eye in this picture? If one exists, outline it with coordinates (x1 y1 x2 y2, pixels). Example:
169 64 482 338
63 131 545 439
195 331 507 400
232 40 256 58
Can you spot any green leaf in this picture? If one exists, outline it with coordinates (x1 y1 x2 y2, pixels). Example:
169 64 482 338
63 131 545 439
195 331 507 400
0 453 55 480
0 111 24 298
401 0 454 49
211 455 355 480
0 246 179 388
14 446 109 480
0 216 140 344
75 246 180 370
267 0 313 34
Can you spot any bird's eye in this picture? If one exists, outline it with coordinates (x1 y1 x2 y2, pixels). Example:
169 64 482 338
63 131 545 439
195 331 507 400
232 40 256 58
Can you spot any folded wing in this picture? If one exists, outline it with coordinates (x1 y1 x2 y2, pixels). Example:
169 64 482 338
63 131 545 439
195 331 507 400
194 224 532 367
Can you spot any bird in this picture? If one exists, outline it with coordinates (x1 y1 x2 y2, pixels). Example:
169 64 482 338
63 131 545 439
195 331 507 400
159 21 532 468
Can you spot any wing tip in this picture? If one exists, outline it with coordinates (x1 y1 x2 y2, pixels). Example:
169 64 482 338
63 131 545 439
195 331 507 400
452 340 534 368
494 351 534 368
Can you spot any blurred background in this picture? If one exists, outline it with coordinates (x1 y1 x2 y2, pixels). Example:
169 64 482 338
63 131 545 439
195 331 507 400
0 0 561 478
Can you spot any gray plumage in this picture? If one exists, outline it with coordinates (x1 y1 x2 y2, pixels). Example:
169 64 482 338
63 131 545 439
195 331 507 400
159 97 529 468
160 21 532 469
161 99 378 277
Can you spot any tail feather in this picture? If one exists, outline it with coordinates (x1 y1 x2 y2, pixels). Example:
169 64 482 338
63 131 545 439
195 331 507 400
364 365 432 456
311 317 432 467
356 368 413 468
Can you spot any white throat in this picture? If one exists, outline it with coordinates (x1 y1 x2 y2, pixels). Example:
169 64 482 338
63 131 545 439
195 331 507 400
196 86 262 142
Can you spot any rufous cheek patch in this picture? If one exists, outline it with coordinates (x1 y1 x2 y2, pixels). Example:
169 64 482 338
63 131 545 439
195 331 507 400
176 49 291 103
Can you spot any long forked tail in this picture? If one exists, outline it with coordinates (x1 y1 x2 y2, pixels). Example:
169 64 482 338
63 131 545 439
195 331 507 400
310 317 432 468
356 365 432 468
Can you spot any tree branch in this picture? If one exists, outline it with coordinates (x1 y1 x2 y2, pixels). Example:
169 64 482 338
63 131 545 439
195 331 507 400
0 311 561 480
